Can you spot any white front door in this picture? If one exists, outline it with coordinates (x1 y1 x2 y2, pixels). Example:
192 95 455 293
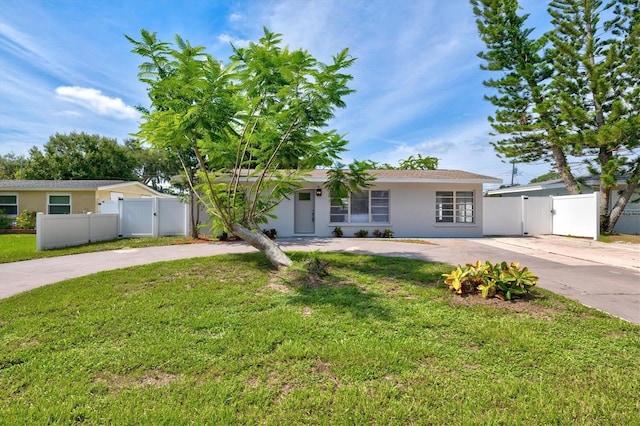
294 190 315 234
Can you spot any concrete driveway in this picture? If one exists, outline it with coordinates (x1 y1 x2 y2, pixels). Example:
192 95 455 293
1 236 638 324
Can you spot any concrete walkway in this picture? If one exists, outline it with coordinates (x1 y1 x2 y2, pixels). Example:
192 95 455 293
1 236 638 324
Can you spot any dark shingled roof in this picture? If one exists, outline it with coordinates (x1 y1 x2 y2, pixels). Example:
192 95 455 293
0 180 126 190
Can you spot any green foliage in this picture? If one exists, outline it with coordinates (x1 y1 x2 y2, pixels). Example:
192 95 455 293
332 226 343 237
0 235 193 264
442 265 472 295
305 251 329 279
0 253 638 424
0 152 27 179
443 260 539 300
373 228 394 238
355 229 369 238
262 228 277 239
129 27 366 266
0 209 12 229
124 139 180 191
14 210 36 229
22 132 138 180
398 154 439 170
369 154 440 170
530 170 561 183
325 160 375 205
471 0 640 233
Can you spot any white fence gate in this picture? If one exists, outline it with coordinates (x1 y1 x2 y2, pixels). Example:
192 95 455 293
99 197 189 238
483 193 599 239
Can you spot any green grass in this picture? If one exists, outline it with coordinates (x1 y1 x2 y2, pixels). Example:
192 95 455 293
0 234 202 264
599 233 640 244
1 252 638 424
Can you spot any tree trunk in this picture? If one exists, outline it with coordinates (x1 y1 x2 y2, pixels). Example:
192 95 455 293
551 145 581 194
231 223 293 269
189 189 199 239
605 179 639 234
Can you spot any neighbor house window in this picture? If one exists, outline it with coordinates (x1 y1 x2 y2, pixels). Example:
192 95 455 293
0 194 18 215
330 190 389 223
48 194 71 214
436 191 474 223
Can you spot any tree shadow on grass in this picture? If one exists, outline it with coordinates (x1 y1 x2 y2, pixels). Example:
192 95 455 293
280 252 452 322
287 283 394 322
296 251 450 289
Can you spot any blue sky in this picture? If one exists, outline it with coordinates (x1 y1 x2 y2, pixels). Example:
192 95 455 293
0 0 562 187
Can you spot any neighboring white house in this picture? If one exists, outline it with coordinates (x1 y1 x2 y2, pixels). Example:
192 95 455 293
486 176 640 234
257 169 501 238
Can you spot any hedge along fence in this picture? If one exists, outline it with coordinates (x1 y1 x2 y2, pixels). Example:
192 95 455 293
36 213 119 251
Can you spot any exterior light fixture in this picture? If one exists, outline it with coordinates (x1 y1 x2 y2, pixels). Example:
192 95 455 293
316 188 322 197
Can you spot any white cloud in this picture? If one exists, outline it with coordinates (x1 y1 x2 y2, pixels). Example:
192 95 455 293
217 34 251 48
55 110 83 118
55 86 139 120
229 13 243 22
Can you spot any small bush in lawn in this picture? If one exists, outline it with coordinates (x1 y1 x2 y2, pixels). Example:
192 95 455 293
0 210 11 229
306 253 329 278
443 260 539 300
15 210 36 229
332 226 343 237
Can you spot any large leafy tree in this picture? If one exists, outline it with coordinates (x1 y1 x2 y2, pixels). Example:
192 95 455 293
471 0 639 233
23 132 138 180
368 154 440 170
128 28 362 267
0 152 27 179
124 138 180 190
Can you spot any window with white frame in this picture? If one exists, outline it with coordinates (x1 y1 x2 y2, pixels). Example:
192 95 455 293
48 194 71 214
0 194 18 215
435 191 474 223
330 190 389 223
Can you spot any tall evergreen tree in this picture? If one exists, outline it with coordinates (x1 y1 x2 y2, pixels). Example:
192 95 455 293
472 0 639 233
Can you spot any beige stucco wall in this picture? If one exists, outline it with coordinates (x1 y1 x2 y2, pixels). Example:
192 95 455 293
1 190 97 214
96 183 172 205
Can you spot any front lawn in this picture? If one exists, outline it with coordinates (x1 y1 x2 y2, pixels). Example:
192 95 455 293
1 252 638 424
0 234 202 264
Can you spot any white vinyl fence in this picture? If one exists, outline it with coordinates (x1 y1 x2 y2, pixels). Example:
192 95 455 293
483 193 599 239
99 197 188 238
36 198 188 251
36 213 119 250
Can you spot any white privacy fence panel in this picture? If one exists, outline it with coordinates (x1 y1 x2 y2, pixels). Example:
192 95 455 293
483 193 598 239
483 197 523 235
36 213 118 250
551 193 599 239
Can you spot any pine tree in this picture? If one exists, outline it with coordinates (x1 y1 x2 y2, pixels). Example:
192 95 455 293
472 0 639 233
